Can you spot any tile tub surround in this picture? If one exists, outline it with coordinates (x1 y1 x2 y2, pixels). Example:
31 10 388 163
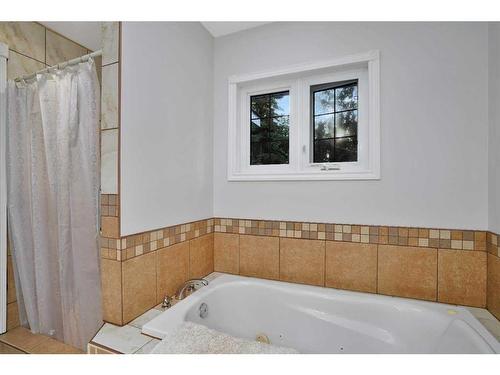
212 218 498 311
487 231 500 320
99 216 500 326
101 231 214 325
88 272 500 354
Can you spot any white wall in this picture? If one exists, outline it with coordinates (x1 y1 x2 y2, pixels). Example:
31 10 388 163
213 22 489 229
489 23 500 234
121 22 213 235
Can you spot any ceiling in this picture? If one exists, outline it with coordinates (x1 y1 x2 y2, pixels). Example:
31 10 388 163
201 22 270 37
40 22 102 51
38 22 270 52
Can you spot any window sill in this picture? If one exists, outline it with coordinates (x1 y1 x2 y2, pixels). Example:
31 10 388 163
228 170 380 181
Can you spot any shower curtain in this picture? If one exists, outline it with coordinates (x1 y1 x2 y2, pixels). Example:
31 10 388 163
6 58 102 350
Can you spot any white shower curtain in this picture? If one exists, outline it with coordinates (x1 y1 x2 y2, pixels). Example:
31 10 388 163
6 59 102 350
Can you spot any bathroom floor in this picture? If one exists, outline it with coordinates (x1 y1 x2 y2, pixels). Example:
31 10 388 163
0 327 84 354
87 272 500 354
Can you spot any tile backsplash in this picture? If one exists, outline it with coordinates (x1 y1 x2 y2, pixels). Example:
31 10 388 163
99 214 500 326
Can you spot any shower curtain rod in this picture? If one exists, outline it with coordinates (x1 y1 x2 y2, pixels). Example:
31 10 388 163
14 49 102 83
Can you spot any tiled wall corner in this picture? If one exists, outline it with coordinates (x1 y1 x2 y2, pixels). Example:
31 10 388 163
157 242 190 300
119 230 215 325
99 21 122 324
214 233 239 274
487 232 500 320
437 249 487 308
101 259 123 326
122 252 157 323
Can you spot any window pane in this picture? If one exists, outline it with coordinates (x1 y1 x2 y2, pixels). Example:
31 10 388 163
334 137 357 162
335 85 358 111
272 116 290 140
314 114 334 140
250 92 289 165
271 92 289 117
314 89 335 115
335 110 357 138
251 117 270 144
251 95 270 119
311 81 358 163
314 139 334 163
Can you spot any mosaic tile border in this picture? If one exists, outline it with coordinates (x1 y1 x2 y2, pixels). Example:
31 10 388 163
213 218 488 252
100 218 214 261
101 194 119 217
100 216 500 262
487 231 500 257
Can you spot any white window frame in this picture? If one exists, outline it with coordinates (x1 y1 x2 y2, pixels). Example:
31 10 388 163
227 50 380 181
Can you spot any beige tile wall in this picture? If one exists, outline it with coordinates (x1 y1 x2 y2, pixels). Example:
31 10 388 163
487 233 500 320
98 215 500 326
213 225 490 308
0 21 96 333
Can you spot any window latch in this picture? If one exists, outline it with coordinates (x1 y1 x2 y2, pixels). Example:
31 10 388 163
320 164 341 171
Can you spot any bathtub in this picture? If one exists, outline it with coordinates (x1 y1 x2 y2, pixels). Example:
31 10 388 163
142 274 500 354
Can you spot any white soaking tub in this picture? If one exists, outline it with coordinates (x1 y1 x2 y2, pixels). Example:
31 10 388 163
142 274 500 354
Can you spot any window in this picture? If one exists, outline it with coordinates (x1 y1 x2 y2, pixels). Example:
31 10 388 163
228 50 380 181
250 91 290 165
312 80 358 163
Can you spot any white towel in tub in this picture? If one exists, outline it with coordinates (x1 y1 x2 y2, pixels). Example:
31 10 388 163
151 322 299 354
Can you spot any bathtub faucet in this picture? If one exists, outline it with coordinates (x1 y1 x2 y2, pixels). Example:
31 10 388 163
175 278 209 300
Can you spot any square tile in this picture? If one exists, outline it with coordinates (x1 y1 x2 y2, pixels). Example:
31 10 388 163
189 234 214 279
101 63 119 129
30 337 83 354
325 242 377 293
92 323 152 354
487 254 500 321
0 22 45 61
7 50 45 80
102 22 119 65
214 233 239 274
0 327 49 352
129 309 162 329
240 235 279 280
122 252 157 323
0 342 24 354
101 216 119 238
134 338 160 354
46 30 87 66
378 245 437 301
279 238 325 286
157 242 189 301
438 250 487 307
101 259 123 325
101 129 118 193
